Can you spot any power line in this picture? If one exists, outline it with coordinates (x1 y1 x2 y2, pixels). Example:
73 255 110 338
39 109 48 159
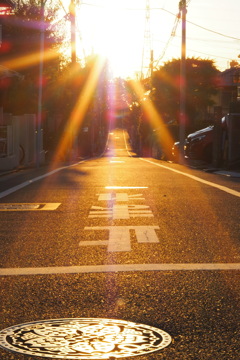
186 19 240 41
58 0 68 15
80 2 240 41
154 35 237 63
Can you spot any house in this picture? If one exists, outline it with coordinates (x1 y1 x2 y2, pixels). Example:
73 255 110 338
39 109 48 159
218 66 240 114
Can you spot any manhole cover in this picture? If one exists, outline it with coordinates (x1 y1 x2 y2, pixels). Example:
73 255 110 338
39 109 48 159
0 318 172 359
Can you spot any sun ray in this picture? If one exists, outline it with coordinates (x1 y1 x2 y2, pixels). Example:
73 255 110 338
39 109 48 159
51 55 107 166
129 79 175 159
2 48 59 71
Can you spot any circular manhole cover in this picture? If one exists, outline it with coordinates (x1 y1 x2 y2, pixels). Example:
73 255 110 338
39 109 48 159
0 318 171 359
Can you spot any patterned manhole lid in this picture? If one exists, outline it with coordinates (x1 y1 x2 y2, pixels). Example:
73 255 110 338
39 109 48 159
0 318 172 359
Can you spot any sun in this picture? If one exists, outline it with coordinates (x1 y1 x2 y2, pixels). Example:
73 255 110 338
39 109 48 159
76 1 145 78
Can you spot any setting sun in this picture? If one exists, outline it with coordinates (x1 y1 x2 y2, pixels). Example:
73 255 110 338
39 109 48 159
64 0 240 79
76 0 146 78
90 3 139 77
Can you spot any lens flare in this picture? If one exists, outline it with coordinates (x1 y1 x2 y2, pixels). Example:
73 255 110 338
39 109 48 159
2 48 58 71
51 55 107 166
129 79 175 159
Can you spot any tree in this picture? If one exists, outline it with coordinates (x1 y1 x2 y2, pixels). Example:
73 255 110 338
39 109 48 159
152 58 220 132
0 0 65 114
1 0 63 70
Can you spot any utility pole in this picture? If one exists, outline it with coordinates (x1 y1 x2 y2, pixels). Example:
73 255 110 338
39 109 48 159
179 0 186 164
70 0 76 64
36 0 46 167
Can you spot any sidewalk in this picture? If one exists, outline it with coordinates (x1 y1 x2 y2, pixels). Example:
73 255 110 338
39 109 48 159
211 170 240 178
184 158 240 178
0 157 89 179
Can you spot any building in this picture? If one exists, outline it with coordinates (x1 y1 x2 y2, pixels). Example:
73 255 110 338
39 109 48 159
218 66 240 114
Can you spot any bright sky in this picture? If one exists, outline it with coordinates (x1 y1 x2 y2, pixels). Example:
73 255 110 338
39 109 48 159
64 0 240 78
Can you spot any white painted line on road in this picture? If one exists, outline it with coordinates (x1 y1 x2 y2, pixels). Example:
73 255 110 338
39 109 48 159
0 263 239 276
42 203 61 210
89 204 153 219
110 161 125 163
0 160 87 199
141 158 240 198
98 193 145 201
0 203 61 211
105 186 148 189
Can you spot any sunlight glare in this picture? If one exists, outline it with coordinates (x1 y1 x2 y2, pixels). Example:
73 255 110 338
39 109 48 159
2 49 58 71
129 79 174 158
51 56 106 165
78 0 144 78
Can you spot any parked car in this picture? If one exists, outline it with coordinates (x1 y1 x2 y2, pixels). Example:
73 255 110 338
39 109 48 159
184 126 214 163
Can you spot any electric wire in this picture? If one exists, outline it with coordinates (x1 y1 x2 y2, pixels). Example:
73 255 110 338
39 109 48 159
80 2 240 41
57 1 239 72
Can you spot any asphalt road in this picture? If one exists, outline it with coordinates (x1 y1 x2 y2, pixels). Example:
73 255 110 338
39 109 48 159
0 129 240 360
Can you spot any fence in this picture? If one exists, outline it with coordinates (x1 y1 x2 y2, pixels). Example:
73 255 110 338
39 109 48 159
0 112 45 171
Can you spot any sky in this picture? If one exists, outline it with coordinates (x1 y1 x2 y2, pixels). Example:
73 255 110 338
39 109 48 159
62 0 240 78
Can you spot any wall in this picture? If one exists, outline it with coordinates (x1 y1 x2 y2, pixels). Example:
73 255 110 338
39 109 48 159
0 113 45 171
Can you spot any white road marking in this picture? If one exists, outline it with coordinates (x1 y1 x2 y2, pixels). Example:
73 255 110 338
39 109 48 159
105 186 148 189
108 227 131 252
110 161 125 163
89 204 153 219
113 205 130 219
41 203 61 210
1 263 239 276
80 226 160 252
141 158 240 198
0 160 87 199
0 203 61 211
98 193 144 201
98 193 112 201
115 193 129 201
135 227 159 243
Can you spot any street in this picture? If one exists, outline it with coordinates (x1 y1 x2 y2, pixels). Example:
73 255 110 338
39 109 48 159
0 128 240 360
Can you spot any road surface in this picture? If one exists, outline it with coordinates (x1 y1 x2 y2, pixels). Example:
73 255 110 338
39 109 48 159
0 129 239 359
